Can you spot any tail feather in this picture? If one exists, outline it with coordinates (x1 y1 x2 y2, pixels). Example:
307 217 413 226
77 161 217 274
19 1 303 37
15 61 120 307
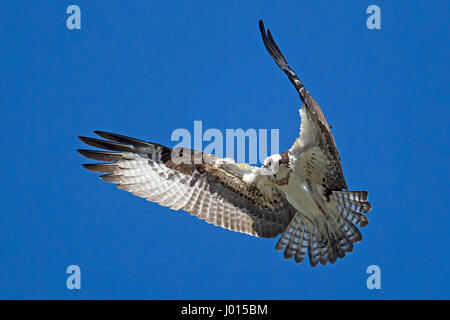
337 206 369 227
333 191 369 203
276 213 354 267
275 218 296 251
338 215 363 243
328 238 339 263
308 233 321 267
294 224 309 263
276 214 309 263
283 218 302 259
333 190 371 230
318 236 330 266
337 230 354 253
276 190 371 266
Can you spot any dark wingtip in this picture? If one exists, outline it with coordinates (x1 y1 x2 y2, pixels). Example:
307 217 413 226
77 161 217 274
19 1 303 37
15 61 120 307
93 130 110 137
258 19 290 71
93 130 153 148
258 20 307 100
77 135 134 152
76 149 87 156
77 149 122 162
82 163 117 173
259 19 265 32
93 130 118 141
78 136 90 143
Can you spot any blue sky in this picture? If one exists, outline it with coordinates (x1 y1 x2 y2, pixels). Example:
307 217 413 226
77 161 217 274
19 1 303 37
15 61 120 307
0 1 448 299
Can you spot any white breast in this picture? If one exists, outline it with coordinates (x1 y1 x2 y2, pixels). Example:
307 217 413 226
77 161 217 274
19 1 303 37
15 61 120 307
279 172 323 221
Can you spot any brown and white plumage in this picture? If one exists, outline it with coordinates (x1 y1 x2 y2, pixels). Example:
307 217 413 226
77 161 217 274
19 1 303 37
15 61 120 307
78 20 372 267
78 131 294 238
259 20 371 266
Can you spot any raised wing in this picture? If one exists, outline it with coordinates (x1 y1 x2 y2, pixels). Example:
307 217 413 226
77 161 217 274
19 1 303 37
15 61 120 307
78 131 295 237
259 21 372 266
259 20 347 191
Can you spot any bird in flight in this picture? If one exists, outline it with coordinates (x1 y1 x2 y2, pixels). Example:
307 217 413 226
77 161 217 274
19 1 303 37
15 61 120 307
78 20 372 267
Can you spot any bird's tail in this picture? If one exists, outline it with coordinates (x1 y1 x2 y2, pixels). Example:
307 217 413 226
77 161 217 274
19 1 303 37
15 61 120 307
275 191 371 267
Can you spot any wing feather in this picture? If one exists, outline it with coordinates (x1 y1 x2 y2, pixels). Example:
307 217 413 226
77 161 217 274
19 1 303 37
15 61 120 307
259 20 346 190
260 20 373 266
78 131 295 238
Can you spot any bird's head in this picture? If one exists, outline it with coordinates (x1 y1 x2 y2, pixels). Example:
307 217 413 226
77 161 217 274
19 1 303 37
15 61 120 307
262 154 283 175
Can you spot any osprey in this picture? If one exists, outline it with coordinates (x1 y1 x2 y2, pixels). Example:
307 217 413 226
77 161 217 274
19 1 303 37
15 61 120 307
78 20 372 267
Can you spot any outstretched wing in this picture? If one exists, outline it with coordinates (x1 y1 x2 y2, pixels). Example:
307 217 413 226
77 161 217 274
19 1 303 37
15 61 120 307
78 131 295 238
259 20 346 191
